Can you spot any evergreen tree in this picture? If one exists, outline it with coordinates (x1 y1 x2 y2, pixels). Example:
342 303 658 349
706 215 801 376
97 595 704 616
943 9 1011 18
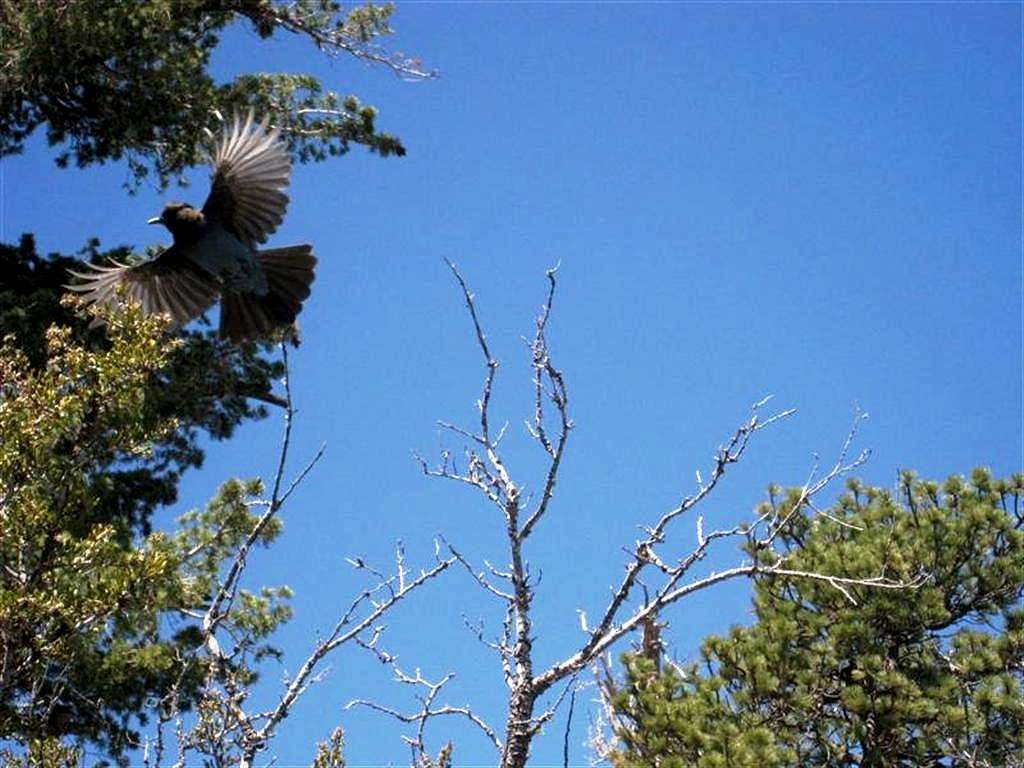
0 0 424 531
0 3 427 761
606 471 1024 768
0 0 423 190
0 297 300 764
0 0 425 530
0 298 199 758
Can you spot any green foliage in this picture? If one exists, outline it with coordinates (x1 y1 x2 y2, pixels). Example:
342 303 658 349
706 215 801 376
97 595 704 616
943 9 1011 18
609 471 1024 768
0 4 422 763
0 737 81 768
313 728 347 768
1 0 419 189
0 297 302 763
0 4 416 765
0 234 285 534
0 297 196 757
175 477 294 673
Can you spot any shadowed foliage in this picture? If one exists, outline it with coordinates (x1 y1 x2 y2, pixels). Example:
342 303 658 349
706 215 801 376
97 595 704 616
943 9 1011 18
1 234 284 535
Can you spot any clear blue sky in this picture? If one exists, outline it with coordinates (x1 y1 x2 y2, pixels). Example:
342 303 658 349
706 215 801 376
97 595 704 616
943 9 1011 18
2 3 1021 766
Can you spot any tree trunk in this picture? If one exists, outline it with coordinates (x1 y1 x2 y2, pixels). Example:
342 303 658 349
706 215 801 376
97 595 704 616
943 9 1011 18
500 688 537 768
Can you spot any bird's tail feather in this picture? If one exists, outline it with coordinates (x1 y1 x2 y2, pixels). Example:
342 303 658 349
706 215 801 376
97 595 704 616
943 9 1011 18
219 245 317 342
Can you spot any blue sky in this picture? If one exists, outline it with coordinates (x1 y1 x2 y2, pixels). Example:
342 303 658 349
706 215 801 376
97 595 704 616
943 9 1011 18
2 3 1021 766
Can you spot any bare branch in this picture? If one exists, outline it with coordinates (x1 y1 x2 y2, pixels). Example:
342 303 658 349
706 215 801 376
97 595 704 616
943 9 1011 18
535 561 915 693
348 662 503 755
443 536 515 601
562 684 577 768
260 549 454 742
444 258 499 448
573 400 794 680
520 267 572 542
244 7 436 81
178 345 451 768
531 675 578 734
756 409 871 551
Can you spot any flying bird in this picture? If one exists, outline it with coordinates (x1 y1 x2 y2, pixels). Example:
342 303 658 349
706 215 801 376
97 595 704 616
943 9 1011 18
68 112 317 342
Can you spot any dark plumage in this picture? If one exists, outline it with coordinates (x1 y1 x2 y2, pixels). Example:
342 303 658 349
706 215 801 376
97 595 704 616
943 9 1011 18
68 112 317 342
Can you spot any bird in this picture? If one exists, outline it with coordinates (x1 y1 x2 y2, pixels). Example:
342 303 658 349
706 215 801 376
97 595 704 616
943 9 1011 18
67 111 317 342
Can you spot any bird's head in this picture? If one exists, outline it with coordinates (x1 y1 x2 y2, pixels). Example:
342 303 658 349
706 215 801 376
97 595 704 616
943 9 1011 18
148 202 205 243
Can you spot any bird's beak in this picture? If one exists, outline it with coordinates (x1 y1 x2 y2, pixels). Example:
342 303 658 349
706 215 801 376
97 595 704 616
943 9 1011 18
147 216 162 225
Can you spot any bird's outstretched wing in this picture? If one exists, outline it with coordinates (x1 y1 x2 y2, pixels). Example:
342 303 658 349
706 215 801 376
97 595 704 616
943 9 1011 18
66 247 219 327
202 111 292 247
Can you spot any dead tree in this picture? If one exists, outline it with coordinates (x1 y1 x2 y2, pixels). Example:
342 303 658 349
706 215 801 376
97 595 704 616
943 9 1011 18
350 264 913 768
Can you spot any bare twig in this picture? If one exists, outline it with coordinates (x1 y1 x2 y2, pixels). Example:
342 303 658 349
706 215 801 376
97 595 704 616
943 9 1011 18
239 6 436 81
257 548 454 747
562 684 577 768
520 267 572 543
347 661 503 756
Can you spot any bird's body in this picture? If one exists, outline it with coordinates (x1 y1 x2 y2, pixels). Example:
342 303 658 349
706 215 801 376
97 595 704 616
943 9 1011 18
159 206 267 294
69 112 317 342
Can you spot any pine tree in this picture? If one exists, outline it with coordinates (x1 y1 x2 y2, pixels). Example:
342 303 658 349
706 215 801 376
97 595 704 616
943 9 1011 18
0 296 307 764
607 471 1024 768
0 0 423 190
0 298 199 758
